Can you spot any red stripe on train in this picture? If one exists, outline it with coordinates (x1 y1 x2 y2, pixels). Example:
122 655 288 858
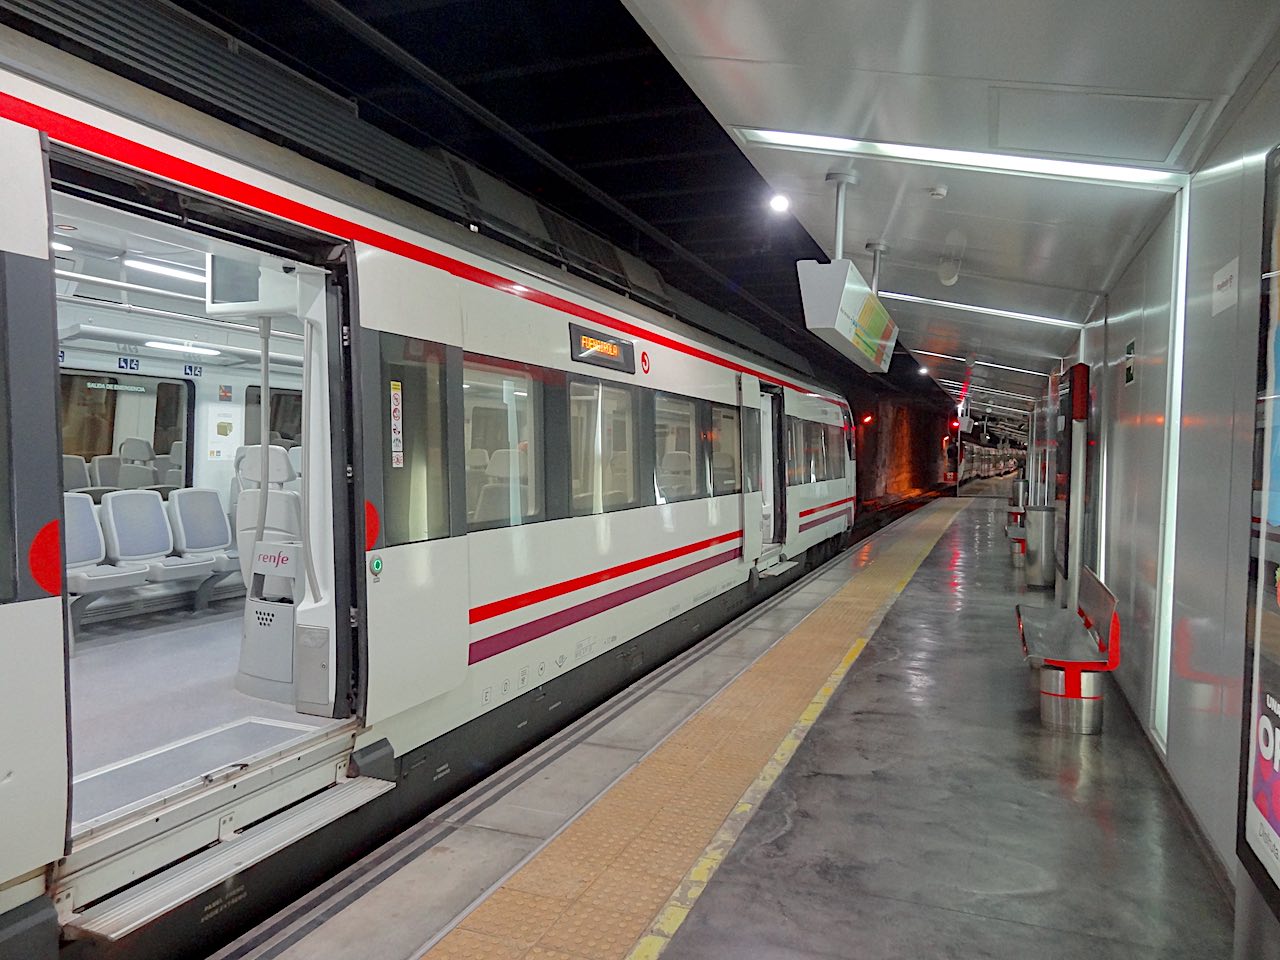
468 547 743 664
798 495 856 519
470 530 744 624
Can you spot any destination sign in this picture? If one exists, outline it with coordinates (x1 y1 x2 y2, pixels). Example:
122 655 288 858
569 323 635 374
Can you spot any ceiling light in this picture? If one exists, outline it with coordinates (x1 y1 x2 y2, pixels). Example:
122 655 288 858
769 194 790 213
879 291 1080 328
51 241 72 252
125 258 206 284
144 340 221 356
914 350 1049 378
918 366 928 375
54 224 77 232
937 379 1036 401
736 128 1185 188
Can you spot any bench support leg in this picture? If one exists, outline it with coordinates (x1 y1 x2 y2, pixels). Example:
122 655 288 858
66 594 96 657
193 573 230 612
1040 667 1104 734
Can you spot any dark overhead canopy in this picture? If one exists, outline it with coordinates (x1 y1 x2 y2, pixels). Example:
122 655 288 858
137 0 950 400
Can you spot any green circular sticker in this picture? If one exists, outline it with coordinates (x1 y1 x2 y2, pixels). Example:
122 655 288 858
370 556 383 576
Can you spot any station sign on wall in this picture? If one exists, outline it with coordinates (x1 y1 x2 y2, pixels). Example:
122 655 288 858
796 259 898 373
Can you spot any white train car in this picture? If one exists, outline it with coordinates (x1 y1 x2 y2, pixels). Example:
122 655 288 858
0 38 856 960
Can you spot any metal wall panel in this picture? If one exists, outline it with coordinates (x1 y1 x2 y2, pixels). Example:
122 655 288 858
1100 204 1176 717
1170 57 1280 925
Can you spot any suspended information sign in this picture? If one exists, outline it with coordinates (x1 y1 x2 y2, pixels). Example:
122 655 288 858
797 259 898 373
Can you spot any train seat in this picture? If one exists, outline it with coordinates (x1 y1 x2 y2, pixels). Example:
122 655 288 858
285 445 304 494
168 488 239 573
118 463 160 489
99 489 216 583
63 493 149 597
63 454 117 502
465 448 489 513
234 445 302 599
166 440 186 486
658 450 692 498
712 451 737 493
91 455 122 487
473 449 530 523
119 437 155 464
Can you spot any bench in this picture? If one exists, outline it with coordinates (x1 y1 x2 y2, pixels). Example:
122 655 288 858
1015 566 1120 734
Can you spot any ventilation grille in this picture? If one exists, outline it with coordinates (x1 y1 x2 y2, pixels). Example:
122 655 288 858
2 0 466 216
253 608 275 629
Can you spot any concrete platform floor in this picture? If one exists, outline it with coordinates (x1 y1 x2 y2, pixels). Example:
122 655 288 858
662 497 1235 960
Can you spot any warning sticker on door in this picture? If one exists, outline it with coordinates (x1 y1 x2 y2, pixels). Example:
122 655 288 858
389 379 404 468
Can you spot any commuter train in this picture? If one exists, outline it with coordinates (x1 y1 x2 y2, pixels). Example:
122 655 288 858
959 442 1020 483
0 47 858 960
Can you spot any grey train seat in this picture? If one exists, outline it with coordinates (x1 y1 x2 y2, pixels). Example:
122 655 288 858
169 488 240 608
63 454 116 502
473 448 530 524
91 455 122 487
63 493 149 629
117 463 160 489
99 489 216 583
234 445 303 599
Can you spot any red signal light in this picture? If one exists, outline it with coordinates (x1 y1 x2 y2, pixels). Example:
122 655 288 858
950 419 960 429
862 414 873 424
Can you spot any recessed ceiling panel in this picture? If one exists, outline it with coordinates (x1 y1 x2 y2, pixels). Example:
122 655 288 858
993 87 1204 162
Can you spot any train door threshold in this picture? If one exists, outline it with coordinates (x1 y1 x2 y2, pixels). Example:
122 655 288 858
64 775 393 943
55 721 364 926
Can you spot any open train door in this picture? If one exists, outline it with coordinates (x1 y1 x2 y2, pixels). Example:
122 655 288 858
0 123 67 959
738 373 763 565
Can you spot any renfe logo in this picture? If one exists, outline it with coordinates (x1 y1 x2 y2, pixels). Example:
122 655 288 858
257 550 291 568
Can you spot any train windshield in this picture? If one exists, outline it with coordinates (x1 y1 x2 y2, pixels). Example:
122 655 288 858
52 190 348 836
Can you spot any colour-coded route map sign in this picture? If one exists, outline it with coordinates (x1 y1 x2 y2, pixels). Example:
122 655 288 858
1242 143 1280 920
797 259 898 374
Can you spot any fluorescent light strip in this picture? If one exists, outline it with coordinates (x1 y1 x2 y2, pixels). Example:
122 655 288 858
125 258 206 284
937 379 1036 402
144 340 221 357
880 291 1081 329
913 350 1049 378
51 241 72 252
737 128 1184 187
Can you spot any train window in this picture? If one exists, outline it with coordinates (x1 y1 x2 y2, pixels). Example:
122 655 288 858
569 378 639 515
806 420 830 482
59 371 194 490
245 386 303 446
741 406 762 495
709 404 742 495
465 357 544 528
655 393 706 502
379 333 449 545
825 424 846 479
60 374 118 461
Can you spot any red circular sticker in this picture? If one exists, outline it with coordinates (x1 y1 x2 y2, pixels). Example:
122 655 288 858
364 500 381 552
640 351 650 374
28 519 62 596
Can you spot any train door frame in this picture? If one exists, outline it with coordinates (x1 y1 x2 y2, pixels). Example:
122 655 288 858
760 383 787 549
0 129 73 914
738 373 763 564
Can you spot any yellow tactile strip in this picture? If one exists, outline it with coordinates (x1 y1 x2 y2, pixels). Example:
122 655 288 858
421 501 968 960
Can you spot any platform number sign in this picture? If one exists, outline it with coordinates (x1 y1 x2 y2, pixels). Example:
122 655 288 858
184 364 203 377
389 380 404 468
1242 143 1280 921
117 357 139 371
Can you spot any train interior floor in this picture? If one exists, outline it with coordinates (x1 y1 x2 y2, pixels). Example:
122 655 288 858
208 498 1233 960
69 604 339 833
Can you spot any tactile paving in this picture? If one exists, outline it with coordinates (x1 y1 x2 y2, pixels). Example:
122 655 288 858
419 501 966 960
